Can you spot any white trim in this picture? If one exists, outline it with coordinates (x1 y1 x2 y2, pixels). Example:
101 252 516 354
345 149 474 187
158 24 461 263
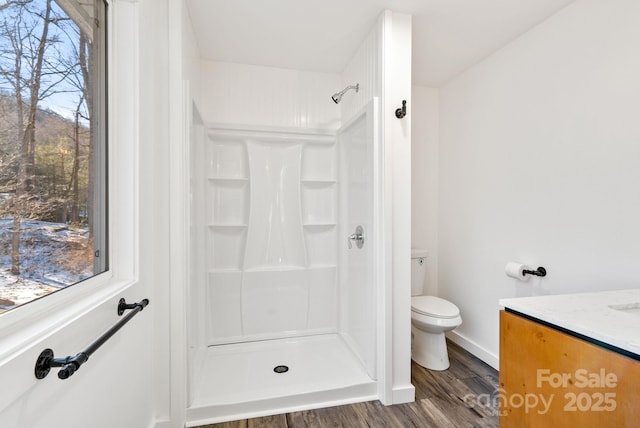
206 126 335 144
378 9 394 406
55 0 93 41
391 384 416 404
109 0 140 283
446 330 499 370
166 77 189 427
380 10 414 407
168 0 188 426
205 122 336 137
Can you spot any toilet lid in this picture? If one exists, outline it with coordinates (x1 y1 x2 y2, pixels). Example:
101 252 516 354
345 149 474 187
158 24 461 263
411 296 460 319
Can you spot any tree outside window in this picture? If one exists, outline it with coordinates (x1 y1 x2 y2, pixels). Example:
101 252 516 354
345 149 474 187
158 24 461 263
0 0 107 314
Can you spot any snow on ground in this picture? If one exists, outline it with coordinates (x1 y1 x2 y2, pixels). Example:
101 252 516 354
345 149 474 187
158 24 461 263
0 274 58 312
0 218 93 313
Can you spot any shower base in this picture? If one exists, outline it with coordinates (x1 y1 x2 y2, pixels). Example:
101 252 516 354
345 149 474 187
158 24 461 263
186 333 377 426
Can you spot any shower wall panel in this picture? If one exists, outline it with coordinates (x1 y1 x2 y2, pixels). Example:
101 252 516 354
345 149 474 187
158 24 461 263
338 99 379 380
244 141 306 270
204 129 338 345
341 17 381 126
200 61 341 130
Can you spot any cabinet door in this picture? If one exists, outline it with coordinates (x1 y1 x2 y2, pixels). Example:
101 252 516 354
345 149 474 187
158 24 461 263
499 310 640 427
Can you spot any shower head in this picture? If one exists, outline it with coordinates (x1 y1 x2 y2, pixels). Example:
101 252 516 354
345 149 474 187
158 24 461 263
331 83 359 104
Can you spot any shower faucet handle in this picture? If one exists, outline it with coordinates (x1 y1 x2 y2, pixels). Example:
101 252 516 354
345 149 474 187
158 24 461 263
348 225 365 249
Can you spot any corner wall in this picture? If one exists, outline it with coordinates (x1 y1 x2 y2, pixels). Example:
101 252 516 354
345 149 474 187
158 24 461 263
411 86 439 296
343 10 413 404
438 0 640 366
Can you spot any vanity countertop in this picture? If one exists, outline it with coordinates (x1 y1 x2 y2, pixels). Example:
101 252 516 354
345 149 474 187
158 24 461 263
499 289 640 356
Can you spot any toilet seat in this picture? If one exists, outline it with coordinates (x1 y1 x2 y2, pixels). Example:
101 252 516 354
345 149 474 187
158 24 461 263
411 296 460 319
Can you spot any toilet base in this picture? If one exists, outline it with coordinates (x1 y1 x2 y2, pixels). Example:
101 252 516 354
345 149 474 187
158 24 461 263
411 326 450 371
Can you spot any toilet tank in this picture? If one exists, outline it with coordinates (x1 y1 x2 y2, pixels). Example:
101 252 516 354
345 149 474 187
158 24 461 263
411 248 428 296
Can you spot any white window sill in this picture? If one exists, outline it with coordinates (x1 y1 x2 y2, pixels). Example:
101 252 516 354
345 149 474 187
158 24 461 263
0 273 138 363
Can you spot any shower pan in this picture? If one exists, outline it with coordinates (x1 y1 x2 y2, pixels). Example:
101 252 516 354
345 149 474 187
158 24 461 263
187 99 381 425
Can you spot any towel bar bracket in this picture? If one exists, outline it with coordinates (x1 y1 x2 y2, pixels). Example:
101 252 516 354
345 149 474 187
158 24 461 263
117 298 146 316
35 349 89 379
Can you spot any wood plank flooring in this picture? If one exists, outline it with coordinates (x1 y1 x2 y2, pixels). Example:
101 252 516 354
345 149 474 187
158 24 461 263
197 340 499 428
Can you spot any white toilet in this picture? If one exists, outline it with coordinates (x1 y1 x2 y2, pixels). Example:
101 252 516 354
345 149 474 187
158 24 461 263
411 248 462 370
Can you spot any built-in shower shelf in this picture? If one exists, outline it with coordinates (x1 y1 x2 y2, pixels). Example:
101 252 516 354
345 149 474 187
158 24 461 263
308 264 337 269
208 176 249 182
208 268 242 274
244 266 307 273
303 223 336 228
208 224 248 228
301 179 336 185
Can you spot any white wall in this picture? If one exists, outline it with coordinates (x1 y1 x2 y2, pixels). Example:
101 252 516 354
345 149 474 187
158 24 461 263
0 1 164 427
143 0 173 424
383 11 413 404
182 1 202 111
411 86 439 296
341 19 381 125
438 0 640 367
199 61 341 129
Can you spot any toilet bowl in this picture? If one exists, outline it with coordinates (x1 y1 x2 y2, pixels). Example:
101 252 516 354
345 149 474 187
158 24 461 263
410 249 462 370
411 296 462 370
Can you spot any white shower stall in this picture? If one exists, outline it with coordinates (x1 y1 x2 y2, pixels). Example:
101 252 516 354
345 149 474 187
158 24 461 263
189 99 380 422
187 94 381 423
177 10 413 426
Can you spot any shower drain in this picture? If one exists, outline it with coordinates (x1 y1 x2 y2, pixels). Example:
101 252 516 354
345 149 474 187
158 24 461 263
273 365 289 374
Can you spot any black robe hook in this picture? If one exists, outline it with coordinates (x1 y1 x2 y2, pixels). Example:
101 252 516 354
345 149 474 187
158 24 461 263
395 100 407 119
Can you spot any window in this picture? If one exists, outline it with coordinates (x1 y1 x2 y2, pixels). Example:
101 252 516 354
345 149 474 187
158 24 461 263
0 0 107 314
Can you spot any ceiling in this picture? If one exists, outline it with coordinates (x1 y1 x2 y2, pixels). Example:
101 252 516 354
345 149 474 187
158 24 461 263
185 0 575 87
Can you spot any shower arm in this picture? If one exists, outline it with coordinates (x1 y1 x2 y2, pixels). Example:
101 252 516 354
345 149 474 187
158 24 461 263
341 84 359 94
332 83 359 104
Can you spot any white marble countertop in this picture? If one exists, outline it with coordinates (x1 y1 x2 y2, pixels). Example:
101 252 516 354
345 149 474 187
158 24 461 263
499 289 640 356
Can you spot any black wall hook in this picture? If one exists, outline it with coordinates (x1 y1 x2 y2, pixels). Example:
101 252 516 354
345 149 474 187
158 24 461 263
523 266 547 277
395 100 407 119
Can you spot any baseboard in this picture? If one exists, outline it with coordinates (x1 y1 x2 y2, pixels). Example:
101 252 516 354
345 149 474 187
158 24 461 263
150 420 171 428
391 384 415 404
446 331 499 370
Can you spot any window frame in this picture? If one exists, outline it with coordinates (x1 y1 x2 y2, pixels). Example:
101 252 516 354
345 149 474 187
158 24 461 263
0 0 139 361
93 0 109 276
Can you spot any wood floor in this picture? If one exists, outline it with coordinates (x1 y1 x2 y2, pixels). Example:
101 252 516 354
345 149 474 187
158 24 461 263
196 340 499 428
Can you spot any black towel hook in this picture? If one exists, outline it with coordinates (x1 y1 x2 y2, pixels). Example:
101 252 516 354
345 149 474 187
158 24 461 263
395 100 407 119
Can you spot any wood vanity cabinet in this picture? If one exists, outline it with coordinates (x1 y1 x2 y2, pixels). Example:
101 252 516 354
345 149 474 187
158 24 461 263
499 310 640 427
